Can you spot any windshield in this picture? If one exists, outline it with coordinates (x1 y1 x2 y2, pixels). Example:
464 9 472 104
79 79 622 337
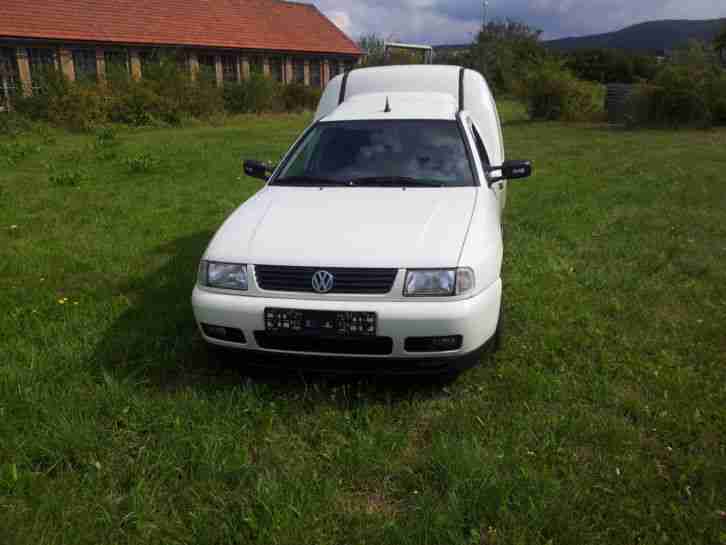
273 120 475 187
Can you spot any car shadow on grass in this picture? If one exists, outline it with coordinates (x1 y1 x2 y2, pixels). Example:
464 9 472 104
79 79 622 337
91 231 454 403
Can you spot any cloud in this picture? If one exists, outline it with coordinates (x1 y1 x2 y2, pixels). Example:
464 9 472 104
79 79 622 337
316 0 726 44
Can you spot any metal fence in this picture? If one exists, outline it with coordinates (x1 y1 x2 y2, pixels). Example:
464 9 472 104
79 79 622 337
605 84 635 125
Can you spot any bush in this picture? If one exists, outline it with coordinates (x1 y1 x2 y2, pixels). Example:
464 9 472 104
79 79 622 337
279 83 321 112
624 41 726 128
48 164 88 186
224 74 280 113
0 112 32 137
6 56 323 130
123 151 160 173
513 58 605 121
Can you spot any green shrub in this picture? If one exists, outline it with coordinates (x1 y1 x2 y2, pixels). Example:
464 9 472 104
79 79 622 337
624 42 726 128
0 112 32 137
513 58 605 121
224 74 280 113
48 164 88 186
6 55 323 129
279 83 322 112
123 151 160 173
1 141 40 166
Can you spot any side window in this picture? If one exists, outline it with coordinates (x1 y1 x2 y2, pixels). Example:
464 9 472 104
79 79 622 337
281 130 321 177
470 122 490 168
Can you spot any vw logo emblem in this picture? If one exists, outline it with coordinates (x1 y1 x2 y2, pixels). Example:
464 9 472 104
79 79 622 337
312 270 335 293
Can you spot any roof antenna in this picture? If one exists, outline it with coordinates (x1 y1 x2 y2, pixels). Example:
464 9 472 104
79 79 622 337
384 96 391 113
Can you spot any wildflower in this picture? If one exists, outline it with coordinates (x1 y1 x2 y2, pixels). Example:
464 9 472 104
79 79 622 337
10 225 18 230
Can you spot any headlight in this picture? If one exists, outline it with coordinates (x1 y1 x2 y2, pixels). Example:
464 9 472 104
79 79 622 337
198 261 248 291
404 268 475 297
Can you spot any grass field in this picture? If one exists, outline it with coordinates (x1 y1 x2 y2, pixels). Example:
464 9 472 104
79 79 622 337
1 105 725 544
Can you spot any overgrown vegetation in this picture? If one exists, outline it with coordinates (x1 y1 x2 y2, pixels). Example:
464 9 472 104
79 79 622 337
625 41 726 127
6 57 322 132
512 58 606 121
1 108 725 545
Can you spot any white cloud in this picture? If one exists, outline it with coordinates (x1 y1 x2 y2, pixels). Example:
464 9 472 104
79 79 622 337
315 0 726 44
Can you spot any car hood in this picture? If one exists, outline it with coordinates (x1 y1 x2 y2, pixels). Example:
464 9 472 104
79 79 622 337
205 186 478 268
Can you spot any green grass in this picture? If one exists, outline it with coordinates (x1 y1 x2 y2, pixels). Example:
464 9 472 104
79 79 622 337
1 107 725 544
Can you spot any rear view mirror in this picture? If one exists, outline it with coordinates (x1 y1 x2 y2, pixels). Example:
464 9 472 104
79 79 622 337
243 159 276 181
486 160 532 185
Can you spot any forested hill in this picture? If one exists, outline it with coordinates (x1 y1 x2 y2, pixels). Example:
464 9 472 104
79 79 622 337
545 18 726 52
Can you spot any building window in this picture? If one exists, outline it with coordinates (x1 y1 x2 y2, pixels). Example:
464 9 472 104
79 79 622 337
310 59 322 87
28 48 57 93
73 49 97 82
249 56 263 75
293 58 305 84
221 54 237 83
329 59 341 79
104 50 129 80
139 49 161 76
269 57 284 83
0 48 19 104
198 54 216 81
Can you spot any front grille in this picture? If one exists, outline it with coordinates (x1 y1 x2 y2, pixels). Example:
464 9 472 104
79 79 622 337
254 332 394 355
255 265 397 294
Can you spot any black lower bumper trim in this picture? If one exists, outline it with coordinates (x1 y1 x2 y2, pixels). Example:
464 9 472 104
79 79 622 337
207 336 495 377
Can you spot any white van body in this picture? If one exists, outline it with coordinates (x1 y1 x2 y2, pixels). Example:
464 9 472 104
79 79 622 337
191 65 531 375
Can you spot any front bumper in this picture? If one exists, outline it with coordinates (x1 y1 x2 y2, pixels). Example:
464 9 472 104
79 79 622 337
192 278 501 365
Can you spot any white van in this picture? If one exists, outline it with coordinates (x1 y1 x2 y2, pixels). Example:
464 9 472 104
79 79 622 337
192 65 532 375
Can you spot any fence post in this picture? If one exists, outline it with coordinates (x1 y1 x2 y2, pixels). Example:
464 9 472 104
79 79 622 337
262 57 271 78
15 48 32 97
303 59 310 86
235 55 242 83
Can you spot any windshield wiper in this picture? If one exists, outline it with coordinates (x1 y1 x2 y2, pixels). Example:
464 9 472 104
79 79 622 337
271 175 348 187
349 176 445 188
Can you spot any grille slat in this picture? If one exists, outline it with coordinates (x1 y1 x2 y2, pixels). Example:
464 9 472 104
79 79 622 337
255 265 397 294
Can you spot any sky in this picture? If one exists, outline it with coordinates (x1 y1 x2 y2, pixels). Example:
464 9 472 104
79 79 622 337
316 0 726 44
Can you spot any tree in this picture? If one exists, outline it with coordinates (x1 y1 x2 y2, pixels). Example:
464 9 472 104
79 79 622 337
715 24 726 65
358 34 386 67
470 19 545 95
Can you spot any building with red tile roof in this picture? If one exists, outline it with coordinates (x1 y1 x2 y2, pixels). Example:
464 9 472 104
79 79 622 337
0 0 362 99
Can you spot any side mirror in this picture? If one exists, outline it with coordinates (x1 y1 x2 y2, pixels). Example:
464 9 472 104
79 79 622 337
486 160 532 185
243 159 276 181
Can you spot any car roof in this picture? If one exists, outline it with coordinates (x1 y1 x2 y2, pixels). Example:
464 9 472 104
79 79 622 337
322 92 457 122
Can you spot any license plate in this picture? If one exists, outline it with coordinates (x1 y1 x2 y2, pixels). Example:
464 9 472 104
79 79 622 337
264 308 377 337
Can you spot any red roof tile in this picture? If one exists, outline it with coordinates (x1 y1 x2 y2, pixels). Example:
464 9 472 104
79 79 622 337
0 0 361 56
